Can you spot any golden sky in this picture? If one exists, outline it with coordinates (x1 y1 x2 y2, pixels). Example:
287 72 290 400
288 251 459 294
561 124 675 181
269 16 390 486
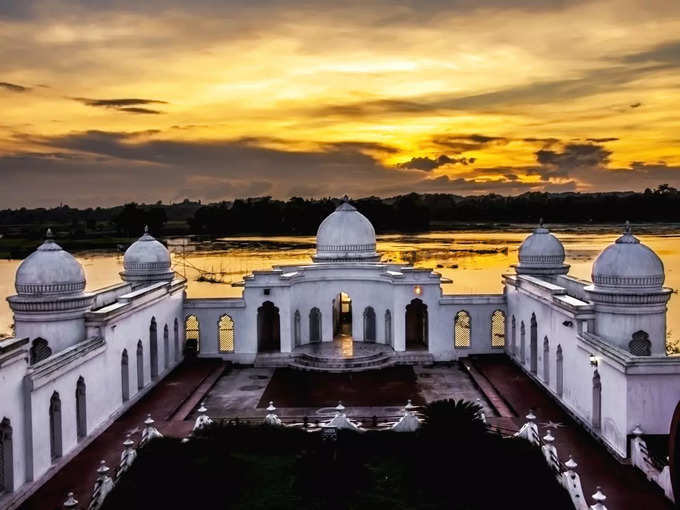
2 0 680 207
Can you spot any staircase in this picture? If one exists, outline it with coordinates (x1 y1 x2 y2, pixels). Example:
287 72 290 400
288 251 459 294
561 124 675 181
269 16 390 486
289 349 395 372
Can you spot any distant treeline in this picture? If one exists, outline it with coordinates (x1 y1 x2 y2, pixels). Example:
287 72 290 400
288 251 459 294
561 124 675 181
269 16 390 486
2 185 680 239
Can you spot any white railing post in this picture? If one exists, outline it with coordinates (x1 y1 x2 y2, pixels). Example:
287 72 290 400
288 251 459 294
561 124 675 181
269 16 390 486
116 433 137 483
541 429 560 474
63 491 79 509
139 414 163 447
264 401 282 426
87 460 114 510
589 487 607 510
193 401 215 432
560 456 588 510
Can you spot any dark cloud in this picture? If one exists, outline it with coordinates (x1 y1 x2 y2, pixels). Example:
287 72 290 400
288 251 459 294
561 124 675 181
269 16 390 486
585 137 619 143
72 97 168 114
622 40 680 66
397 154 475 171
431 134 509 152
630 102 642 108
535 143 611 178
0 81 30 92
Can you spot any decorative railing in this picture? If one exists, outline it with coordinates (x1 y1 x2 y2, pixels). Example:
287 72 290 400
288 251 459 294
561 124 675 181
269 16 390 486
630 426 675 503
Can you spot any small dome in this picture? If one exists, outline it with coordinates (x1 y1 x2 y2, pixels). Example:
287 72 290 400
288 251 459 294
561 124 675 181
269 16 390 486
313 197 380 263
121 226 174 283
516 220 568 275
591 222 664 290
15 229 86 296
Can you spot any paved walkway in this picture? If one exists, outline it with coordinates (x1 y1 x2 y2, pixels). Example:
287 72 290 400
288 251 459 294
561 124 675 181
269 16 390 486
19 358 223 510
470 355 673 510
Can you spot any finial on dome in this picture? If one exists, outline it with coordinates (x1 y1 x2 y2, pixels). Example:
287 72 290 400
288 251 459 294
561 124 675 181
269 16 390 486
539 217 544 228
624 220 631 234
342 194 349 202
46 228 54 240
144 225 149 234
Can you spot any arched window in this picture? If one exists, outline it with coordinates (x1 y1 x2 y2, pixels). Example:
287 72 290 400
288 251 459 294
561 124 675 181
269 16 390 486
0 418 13 493
491 310 505 348
163 324 170 369
309 307 322 343
511 315 516 356
136 340 144 390
76 377 86 440
49 392 62 462
454 311 471 348
121 350 130 403
592 370 602 430
520 321 526 364
543 337 550 385
30 337 51 364
530 313 538 374
294 310 301 347
218 315 235 352
629 330 651 356
385 310 392 346
556 345 563 397
174 318 180 362
185 315 200 354
363 307 376 342
150 318 158 380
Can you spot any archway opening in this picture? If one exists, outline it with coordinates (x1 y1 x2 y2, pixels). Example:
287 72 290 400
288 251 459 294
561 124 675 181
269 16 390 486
530 313 538 374
405 298 428 350
332 292 352 339
121 350 130 403
76 377 86 440
258 301 280 352
363 307 376 342
309 307 322 343
149 318 158 380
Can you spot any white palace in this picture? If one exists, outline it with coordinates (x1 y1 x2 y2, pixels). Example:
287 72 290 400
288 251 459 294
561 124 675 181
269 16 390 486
1 197 680 502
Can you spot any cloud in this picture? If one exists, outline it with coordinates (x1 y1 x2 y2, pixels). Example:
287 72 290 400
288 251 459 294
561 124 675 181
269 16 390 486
534 143 612 178
396 154 475 171
0 81 30 92
431 134 509 152
622 39 680 66
585 137 618 143
72 97 168 114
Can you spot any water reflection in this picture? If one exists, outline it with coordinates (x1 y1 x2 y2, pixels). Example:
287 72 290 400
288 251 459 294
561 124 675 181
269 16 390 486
0 231 678 352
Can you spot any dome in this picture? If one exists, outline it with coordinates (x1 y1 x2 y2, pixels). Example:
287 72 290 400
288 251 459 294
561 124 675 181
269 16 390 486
313 197 380 263
515 220 568 275
15 229 86 296
121 226 174 283
590 222 664 290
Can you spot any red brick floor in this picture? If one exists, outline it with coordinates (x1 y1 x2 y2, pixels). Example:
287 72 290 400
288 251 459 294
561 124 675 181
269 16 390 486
470 355 673 510
19 358 223 510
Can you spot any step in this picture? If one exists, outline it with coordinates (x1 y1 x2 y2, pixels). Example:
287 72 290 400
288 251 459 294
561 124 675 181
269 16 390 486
288 358 395 373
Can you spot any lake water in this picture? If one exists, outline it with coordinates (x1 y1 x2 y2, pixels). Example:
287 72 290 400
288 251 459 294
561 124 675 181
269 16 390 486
1 229 679 350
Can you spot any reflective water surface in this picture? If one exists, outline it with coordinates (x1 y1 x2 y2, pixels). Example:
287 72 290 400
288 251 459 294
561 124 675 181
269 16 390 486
1 230 678 351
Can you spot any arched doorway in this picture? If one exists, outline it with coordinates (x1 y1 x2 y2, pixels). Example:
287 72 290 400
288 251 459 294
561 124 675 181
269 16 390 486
491 310 505 348
76 377 86 440
258 301 280 352
294 310 301 347
0 418 12 493
363 307 376 342
309 307 322 343
332 292 352 338
556 345 563 397
49 392 62 462
385 310 392 346
530 313 538 374
163 324 169 369
592 370 602 430
543 337 550 385
405 299 428 350
185 315 199 355
520 321 526 364
454 310 471 348
511 315 516 356
121 349 130 403
174 318 180 362
149 317 158 380
136 340 144 390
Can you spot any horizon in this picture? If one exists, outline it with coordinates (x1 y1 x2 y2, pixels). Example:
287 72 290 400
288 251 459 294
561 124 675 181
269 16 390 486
2 1 680 207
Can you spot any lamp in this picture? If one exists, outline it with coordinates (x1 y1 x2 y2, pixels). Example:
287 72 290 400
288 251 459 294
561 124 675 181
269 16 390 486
589 354 598 367
414 285 423 296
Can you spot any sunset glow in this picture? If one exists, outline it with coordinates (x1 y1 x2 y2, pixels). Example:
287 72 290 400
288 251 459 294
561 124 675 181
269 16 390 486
2 0 680 206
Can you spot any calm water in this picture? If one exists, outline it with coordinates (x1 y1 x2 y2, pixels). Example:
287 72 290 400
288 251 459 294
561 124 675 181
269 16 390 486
1 229 679 349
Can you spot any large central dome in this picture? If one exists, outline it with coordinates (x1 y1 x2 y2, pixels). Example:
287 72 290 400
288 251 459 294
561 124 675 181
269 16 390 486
313 197 380 263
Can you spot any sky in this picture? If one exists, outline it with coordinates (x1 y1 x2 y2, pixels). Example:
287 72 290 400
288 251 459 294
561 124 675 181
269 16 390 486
2 0 680 208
